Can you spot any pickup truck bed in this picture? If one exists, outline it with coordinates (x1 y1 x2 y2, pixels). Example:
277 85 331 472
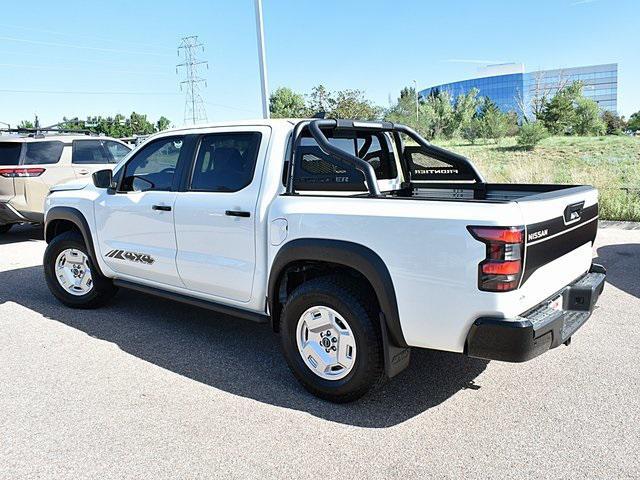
392 183 591 202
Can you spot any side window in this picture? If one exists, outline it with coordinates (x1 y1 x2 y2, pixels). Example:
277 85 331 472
23 141 64 165
72 140 111 164
104 141 131 163
190 132 262 192
120 136 184 192
0 142 22 165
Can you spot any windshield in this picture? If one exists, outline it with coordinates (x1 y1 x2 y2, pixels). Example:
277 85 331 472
0 142 22 165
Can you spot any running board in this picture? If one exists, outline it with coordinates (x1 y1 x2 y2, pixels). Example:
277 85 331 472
113 279 269 324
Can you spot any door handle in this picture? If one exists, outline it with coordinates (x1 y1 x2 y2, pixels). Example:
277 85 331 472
77 169 90 175
225 210 250 218
152 205 172 211
564 201 585 222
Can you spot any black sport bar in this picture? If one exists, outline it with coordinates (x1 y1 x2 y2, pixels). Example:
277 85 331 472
308 119 382 196
307 119 484 197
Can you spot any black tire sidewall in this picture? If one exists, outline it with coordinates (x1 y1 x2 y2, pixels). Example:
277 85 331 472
43 232 114 308
280 279 382 401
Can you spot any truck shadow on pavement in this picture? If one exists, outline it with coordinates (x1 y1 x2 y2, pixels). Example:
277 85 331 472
0 265 488 428
0 225 43 245
594 243 640 298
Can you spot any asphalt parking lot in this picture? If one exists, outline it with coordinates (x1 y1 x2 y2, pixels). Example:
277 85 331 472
1 224 639 479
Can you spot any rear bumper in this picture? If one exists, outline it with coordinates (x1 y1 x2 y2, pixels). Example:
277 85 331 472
0 201 29 224
466 263 606 362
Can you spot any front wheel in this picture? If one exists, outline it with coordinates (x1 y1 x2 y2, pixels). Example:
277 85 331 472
280 276 385 403
43 231 117 308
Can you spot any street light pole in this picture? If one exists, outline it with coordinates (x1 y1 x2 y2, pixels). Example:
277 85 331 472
413 79 419 123
254 0 270 119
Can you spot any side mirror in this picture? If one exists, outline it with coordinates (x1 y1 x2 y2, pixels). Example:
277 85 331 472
92 169 113 189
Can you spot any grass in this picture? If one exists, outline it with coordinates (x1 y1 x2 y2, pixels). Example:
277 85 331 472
432 135 640 221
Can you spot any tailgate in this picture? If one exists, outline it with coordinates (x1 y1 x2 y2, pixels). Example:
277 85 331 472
518 185 598 288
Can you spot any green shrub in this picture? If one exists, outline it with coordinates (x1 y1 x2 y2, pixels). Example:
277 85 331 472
517 122 548 150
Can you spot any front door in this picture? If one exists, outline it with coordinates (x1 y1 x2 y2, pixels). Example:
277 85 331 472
94 135 187 287
173 128 269 302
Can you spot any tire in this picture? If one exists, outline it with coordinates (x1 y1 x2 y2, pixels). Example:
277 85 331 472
280 276 385 403
0 224 13 234
43 231 117 308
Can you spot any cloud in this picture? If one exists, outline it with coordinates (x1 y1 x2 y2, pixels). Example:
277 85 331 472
570 0 598 6
444 59 509 65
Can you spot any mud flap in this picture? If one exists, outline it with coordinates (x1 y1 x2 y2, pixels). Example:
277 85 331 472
380 313 411 378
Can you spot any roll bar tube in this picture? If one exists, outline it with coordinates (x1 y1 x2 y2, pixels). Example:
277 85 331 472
308 119 382 197
393 124 485 183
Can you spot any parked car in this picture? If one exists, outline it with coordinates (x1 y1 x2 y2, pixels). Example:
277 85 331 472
0 134 131 232
42 119 606 402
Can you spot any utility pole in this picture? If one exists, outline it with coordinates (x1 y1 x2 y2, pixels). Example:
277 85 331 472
413 79 419 123
177 36 208 125
254 0 270 119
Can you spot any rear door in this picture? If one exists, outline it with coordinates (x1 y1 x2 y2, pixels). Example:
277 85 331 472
173 127 269 302
71 139 131 178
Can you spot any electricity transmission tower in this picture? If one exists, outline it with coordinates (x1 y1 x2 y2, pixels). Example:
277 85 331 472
176 36 208 125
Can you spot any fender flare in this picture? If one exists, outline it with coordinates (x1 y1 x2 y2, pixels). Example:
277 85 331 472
45 206 105 277
268 238 408 348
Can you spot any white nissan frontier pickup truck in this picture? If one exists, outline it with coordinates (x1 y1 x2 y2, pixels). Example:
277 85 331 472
42 118 606 402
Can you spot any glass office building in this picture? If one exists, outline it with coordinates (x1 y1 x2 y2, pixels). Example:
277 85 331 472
419 63 618 117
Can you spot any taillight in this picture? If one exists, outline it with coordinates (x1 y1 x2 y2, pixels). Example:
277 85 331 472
0 168 46 177
468 226 524 292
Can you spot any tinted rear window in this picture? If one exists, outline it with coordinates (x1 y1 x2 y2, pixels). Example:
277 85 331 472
0 143 22 165
23 141 64 165
293 130 397 192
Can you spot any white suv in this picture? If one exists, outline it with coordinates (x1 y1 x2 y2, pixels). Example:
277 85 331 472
0 134 130 232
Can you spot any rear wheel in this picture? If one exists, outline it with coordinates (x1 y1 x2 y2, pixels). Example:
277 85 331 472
280 276 384 403
0 224 13 234
43 231 117 308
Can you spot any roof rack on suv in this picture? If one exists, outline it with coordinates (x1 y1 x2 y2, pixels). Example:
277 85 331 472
0 127 94 138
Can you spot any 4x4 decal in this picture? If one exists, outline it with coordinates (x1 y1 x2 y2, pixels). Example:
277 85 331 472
105 249 155 265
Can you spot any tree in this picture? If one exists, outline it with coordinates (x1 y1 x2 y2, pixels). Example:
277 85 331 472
307 84 331 115
57 112 170 137
128 112 155 135
17 120 35 129
478 98 511 144
269 87 309 118
385 86 420 130
453 88 480 135
517 122 548 150
461 117 483 145
330 89 380 120
156 116 171 132
424 90 455 139
539 81 583 134
573 97 605 136
517 70 569 121
628 111 640 132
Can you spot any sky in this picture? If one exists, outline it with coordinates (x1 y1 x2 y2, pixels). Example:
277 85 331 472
0 0 638 128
